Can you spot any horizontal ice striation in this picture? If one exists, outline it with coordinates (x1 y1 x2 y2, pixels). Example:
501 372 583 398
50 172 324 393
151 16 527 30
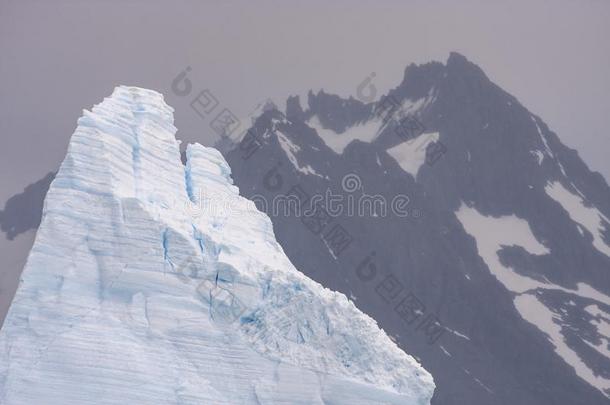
0 86 434 404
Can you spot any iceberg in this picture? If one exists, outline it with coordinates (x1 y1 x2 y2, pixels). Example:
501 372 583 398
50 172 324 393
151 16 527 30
0 86 434 404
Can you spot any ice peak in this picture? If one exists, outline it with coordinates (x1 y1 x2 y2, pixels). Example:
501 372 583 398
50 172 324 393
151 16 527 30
0 86 434 404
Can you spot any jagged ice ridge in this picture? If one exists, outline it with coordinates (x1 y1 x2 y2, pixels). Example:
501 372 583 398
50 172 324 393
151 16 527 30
0 86 434 404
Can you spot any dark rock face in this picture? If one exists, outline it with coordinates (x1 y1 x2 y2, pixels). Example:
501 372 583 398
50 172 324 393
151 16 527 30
0 172 55 240
0 173 55 327
223 53 610 404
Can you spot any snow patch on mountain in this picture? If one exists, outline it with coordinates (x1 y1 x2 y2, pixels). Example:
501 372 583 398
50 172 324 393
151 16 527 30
455 203 549 293
395 87 438 118
0 86 434 405
456 203 610 301
457 202 610 397
530 115 570 177
276 130 322 177
545 181 610 258
531 115 554 159
515 293 610 397
531 150 544 165
386 132 440 178
584 305 610 358
307 115 381 154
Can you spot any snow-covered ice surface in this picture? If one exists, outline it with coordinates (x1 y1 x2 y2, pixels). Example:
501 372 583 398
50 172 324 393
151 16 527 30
0 86 434 405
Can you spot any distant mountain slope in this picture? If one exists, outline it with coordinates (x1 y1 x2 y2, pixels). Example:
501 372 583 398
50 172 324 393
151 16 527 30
222 52 610 404
0 172 54 240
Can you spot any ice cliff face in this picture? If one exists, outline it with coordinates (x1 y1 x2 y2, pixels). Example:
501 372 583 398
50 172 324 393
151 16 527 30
0 86 434 404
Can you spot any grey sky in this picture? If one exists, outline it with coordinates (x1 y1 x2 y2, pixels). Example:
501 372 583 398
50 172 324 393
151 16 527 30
1 0 609 204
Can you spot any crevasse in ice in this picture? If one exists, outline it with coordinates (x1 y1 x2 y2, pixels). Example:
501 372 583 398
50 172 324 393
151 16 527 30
0 86 435 404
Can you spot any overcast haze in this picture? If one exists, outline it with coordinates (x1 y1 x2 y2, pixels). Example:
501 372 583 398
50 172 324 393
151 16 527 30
1 0 609 204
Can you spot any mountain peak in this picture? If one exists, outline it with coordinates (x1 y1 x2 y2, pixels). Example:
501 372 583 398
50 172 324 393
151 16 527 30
447 51 469 65
446 51 489 80
222 52 610 403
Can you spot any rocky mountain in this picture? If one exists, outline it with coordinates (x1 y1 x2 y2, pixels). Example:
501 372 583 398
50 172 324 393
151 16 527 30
220 52 610 404
0 173 54 325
